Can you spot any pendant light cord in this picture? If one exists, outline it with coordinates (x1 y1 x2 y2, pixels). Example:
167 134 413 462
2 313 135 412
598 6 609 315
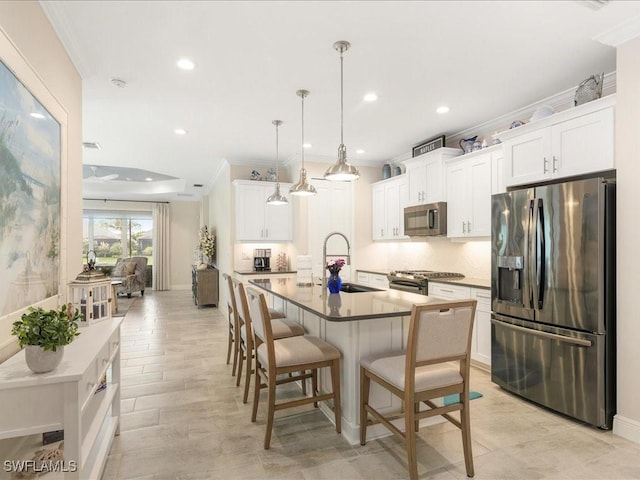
301 92 305 169
275 122 279 180
340 49 344 146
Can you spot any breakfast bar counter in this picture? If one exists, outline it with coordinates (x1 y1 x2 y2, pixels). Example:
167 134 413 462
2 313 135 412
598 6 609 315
248 277 457 444
249 277 452 321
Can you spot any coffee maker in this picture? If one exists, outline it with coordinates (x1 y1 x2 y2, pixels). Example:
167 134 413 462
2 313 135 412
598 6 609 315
253 248 271 271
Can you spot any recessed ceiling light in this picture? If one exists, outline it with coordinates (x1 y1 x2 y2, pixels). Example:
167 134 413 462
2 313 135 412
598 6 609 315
436 105 450 114
303 143 312 149
364 93 378 102
174 128 188 135
145 177 153 182
30 113 45 119
177 58 195 70
356 149 365 154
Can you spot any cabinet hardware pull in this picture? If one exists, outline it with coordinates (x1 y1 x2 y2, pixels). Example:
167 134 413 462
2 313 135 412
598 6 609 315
552 155 558 173
543 157 548 174
439 288 454 293
381 229 384 237
462 221 466 234
265 229 269 238
467 221 471 232
476 293 491 299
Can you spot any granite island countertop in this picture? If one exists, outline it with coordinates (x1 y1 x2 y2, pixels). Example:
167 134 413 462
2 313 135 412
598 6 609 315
249 277 459 322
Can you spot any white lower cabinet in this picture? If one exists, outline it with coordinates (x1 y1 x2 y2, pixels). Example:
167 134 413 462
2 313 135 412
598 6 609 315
356 271 389 290
429 282 491 369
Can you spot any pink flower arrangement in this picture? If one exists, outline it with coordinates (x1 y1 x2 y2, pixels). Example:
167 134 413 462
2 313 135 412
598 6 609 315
325 258 346 275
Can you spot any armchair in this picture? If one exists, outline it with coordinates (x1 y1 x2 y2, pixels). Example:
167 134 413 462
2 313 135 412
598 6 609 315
111 256 148 298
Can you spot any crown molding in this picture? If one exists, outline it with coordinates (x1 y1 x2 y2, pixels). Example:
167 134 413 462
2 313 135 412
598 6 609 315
594 14 640 47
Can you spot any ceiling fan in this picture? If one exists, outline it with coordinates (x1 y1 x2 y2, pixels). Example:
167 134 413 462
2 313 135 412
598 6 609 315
84 166 119 182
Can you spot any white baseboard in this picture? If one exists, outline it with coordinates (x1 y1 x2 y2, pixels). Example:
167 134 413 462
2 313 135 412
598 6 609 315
613 414 640 444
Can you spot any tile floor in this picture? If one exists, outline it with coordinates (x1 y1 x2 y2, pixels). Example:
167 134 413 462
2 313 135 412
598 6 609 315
103 291 640 480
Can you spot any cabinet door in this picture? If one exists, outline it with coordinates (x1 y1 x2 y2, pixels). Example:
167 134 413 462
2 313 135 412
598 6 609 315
372 183 386 240
504 128 551 187
446 161 467 238
491 148 505 194
424 157 444 203
236 183 266 241
471 288 492 368
385 181 400 238
398 177 410 238
428 282 470 300
468 154 492 237
407 163 426 206
264 188 292 241
552 107 614 178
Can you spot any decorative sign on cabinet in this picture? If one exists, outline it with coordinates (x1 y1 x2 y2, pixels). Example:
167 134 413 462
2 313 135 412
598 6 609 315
371 175 409 241
404 147 460 206
498 95 615 188
234 180 293 241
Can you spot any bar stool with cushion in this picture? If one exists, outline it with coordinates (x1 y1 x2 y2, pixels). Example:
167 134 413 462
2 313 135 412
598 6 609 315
232 279 305 404
222 273 239 376
246 286 342 449
359 299 477 480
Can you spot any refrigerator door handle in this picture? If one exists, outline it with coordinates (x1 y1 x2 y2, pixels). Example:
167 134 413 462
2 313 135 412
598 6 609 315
536 198 546 309
491 319 592 347
527 198 537 310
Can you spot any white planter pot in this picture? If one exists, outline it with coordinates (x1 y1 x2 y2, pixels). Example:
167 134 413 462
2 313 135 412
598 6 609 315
25 345 64 374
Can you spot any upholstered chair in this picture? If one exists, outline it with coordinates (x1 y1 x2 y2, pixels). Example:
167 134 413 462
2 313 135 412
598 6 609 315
111 256 148 297
359 299 477 480
246 286 342 449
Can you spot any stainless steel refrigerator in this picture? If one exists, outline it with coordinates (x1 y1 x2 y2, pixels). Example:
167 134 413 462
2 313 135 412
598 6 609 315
491 176 616 429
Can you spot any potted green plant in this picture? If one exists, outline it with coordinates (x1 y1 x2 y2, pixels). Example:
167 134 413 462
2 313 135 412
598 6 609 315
11 303 82 373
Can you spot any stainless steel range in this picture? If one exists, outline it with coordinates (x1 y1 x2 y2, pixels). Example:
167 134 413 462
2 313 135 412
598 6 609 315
387 270 465 295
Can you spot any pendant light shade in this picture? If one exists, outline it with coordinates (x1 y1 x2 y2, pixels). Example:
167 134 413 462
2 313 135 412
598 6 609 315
266 120 288 205
290 89 317 197
324 40 360 182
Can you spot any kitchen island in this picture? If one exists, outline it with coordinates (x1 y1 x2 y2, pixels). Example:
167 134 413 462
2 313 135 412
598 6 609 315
249 277 459 444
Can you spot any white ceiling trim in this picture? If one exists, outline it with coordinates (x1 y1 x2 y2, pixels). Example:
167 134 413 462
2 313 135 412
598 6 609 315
594 14 640 47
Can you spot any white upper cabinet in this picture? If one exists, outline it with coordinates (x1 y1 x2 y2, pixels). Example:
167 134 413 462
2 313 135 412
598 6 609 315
234 180 293 241
500 96 615 188
445 150 492 238
404 147 460 206
308 179 354 277
371 175 409 241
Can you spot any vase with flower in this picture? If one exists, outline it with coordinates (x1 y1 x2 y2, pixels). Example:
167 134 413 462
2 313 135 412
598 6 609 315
325 258 346 294
199 225 216 268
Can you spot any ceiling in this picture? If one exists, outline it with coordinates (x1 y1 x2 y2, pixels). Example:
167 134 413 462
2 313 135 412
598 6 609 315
41 0 640 202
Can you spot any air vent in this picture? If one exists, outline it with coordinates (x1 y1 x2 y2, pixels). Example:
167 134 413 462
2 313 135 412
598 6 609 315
177 193 193 197
578 0 609 10
193 184 203 188
82 142 101 150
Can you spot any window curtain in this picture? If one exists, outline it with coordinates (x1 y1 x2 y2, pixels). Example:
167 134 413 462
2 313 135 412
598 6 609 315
152 203 170 290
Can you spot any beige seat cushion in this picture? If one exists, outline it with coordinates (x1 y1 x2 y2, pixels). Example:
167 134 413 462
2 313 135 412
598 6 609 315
241 318 305 343
361 353 462 392
257 335 340 368
268 308 286 319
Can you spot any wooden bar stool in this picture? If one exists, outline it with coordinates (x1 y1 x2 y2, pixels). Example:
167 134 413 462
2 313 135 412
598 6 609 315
222 273 239 376
360 300 477 480
232 278 305 403
246 286 342 449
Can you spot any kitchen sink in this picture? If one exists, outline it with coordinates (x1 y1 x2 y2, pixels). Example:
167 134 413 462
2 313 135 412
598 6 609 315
339 283 383 293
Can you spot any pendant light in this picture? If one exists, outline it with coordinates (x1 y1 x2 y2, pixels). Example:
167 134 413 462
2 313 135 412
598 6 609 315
324 40 360 182
289 89 317 196
266 120 288 205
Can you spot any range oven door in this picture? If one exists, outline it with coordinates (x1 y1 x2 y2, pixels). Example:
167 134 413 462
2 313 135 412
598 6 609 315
491 313 613 429
388 280 427 295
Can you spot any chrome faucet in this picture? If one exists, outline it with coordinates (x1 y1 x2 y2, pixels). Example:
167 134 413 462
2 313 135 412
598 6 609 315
322 231 351 290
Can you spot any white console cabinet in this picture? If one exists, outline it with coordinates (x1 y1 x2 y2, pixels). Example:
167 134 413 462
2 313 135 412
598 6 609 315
0 318 122 479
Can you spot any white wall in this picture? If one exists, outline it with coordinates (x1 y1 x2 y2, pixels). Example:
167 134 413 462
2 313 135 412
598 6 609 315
0 2 82 362
613 34 640 442
209 161 233 311
169 201 201 290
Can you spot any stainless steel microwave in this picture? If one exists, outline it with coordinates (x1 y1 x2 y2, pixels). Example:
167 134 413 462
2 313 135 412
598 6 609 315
404 202 447 237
